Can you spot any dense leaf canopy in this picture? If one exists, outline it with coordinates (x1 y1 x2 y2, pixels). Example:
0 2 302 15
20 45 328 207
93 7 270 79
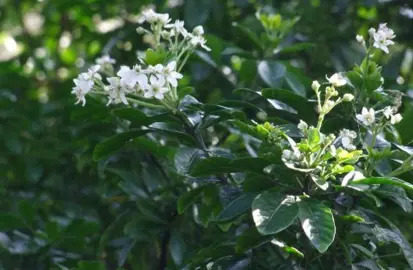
1 0 413 269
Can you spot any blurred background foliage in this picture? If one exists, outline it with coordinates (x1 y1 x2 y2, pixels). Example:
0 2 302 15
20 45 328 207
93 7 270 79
1 0 413 269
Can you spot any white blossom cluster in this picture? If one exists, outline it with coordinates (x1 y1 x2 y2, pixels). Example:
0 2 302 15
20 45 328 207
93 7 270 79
312 73 354 115
71 59 183 106
71 9 211 107
357 23 396 54
137 9 210 52
356 106 402 126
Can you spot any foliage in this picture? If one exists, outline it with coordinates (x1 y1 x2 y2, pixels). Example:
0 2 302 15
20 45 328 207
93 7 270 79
1 0 413 270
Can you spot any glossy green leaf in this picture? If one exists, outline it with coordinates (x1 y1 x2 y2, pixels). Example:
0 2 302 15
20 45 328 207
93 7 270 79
252 192 298 235
350 177 413 193
258 61 286 88
190 157 273 177
375 185 412 212
298 199 336 253
177 187 205 214
261 88 313 115
78 261 106 270
235 227 270 253
216 193 258 222
93 130 151 161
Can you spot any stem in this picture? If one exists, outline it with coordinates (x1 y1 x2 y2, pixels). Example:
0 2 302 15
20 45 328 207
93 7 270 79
317 114 324 130
158 231 171 270
126 97 165 110
365 128 378 176
178 51 192 72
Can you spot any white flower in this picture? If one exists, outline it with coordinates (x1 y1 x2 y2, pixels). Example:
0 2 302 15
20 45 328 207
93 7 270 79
165 20 188 37
326 73 347 87
162 61 183 87
383 106 402 124
378 23 395 40
370 23 395 54
86 65 102 80
96 55 116 65
138 9 170 25
193 25 204 36
343 93 354 102
189 35 211 51
390 113 402 124
297 120 308 131
117 66 148 89
339 129 357 151
383 106 393 119
373 32 394 54
105 77 128 106
312 80 320 92
356 107 375 126
145 75 169 100
72 73 94 106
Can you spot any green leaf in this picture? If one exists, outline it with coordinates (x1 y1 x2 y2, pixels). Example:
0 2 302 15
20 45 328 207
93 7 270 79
375 185 412 212
145 49 167 65
78 261 106 270
307 127 321 147
235 227 270 253
271 239 305 258
0 213 24 231
232 120 266 139
258 61 286 88
178 86 194 100
373 226 413 268
93 130 151 161
232 22 263 51
216 193 258 222
190 157 273 177
298 199 336 253
252 192 298 235
261 88 313 116
177 187 205 214
350 177 413 194
174 148 204 175
285 71 306 96
276 43 315 54
128 137 175 159
113 108 177 126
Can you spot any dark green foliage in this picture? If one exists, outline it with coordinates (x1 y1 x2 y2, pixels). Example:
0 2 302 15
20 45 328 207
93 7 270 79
1 0 413 269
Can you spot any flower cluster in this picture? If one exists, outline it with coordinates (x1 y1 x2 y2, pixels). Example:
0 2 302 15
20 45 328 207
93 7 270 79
356 106 402 127
71 65 102 106
312 73 353 124
357 23 396 54
137 9 210 52
71 9 210 107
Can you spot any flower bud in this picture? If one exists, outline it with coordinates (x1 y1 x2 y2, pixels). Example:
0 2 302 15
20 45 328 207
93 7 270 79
193 26 204 36
356 35 364 44
368 28 376 37
343 93 354 102
312 80 320 92
297 120 308 131
136 27 146 34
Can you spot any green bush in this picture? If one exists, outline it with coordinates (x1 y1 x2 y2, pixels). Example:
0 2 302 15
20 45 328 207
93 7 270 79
1 1 413 269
